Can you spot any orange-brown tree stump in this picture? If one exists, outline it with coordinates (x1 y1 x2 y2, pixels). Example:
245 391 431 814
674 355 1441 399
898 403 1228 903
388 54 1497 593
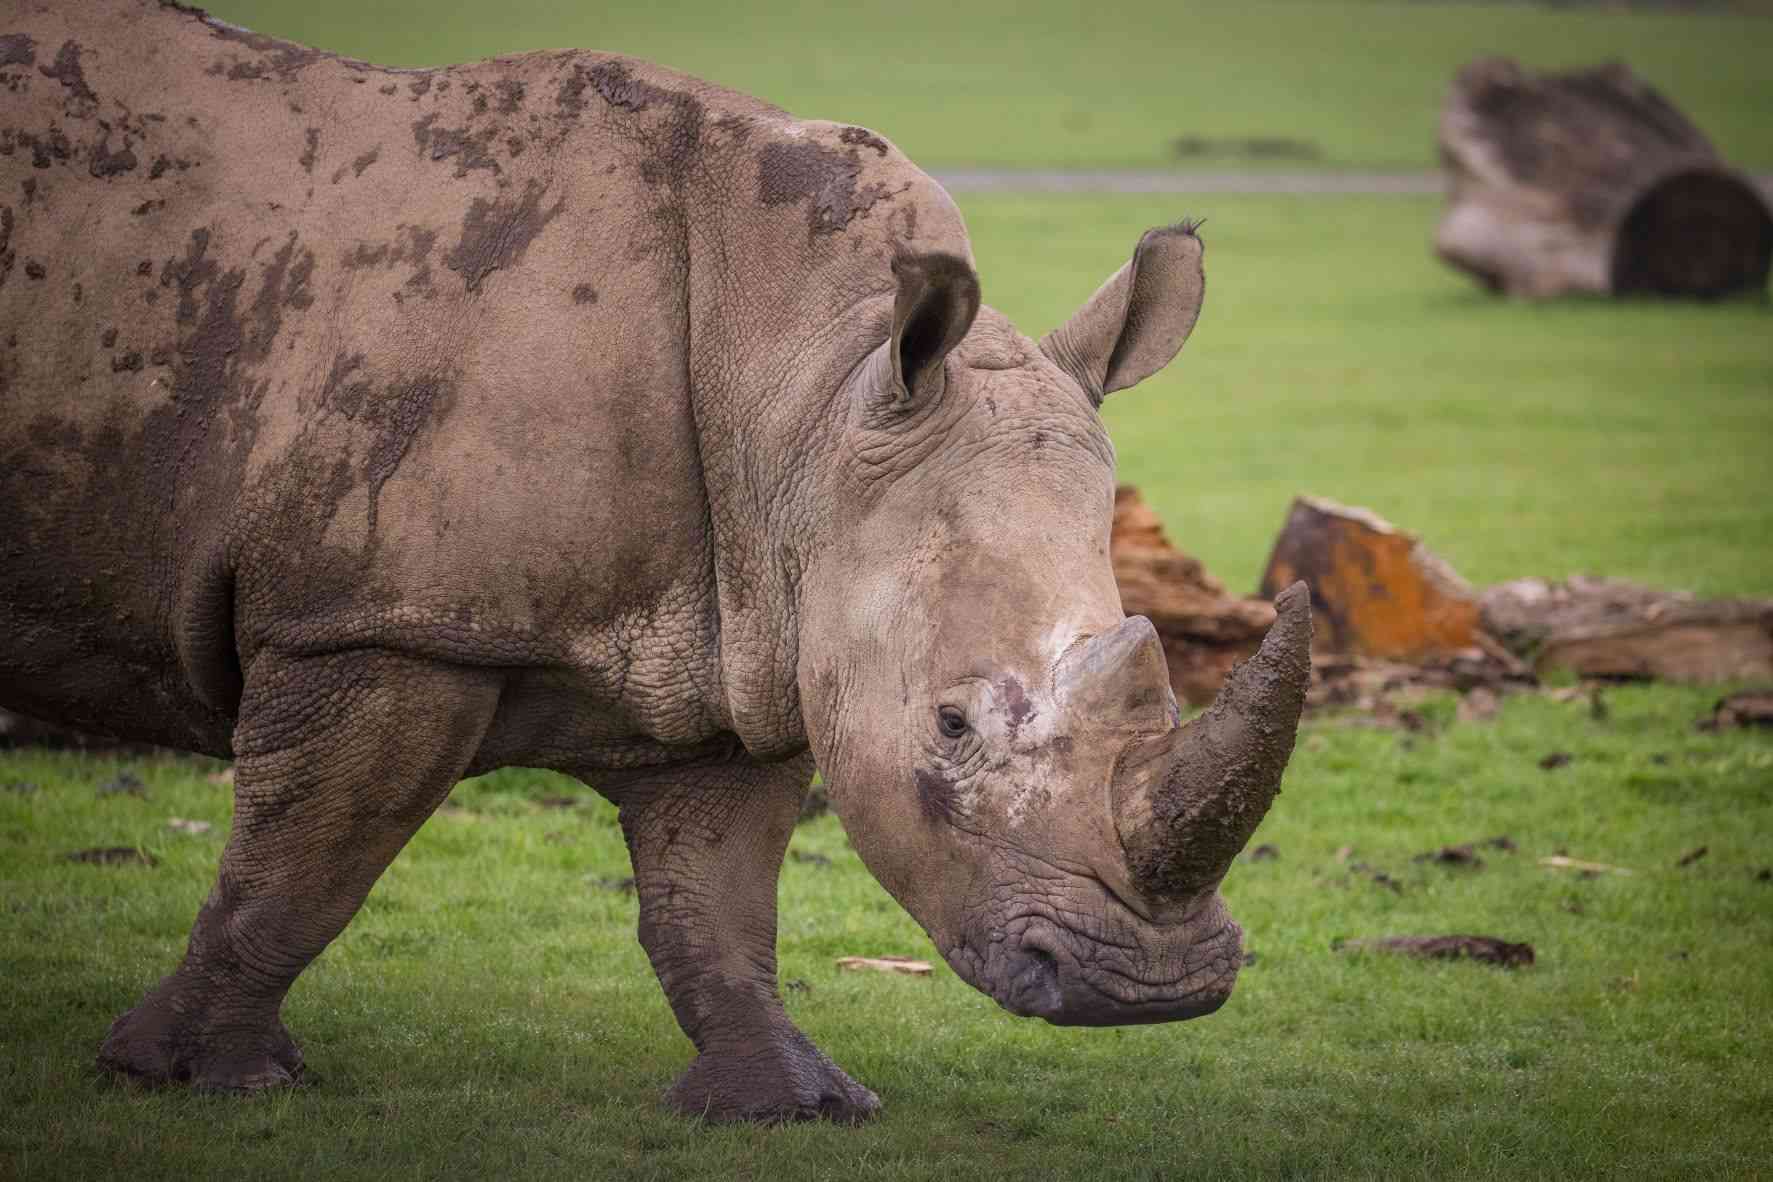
1109 487 1275 706
1257 496 1480 662
1436 58 1772 299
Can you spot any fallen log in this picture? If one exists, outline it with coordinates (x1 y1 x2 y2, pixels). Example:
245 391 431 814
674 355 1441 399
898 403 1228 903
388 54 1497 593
1696 688 1773 732
1436 57 1773 299
1482 577 1773 684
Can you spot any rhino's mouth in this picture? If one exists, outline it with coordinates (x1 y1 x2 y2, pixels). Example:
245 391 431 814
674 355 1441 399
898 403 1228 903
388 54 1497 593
941 904 1244 1027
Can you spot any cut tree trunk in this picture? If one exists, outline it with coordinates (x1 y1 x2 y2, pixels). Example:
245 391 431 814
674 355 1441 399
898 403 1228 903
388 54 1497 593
1109 486 1275 706
1436 57 1773 299
1482 577 1773 683
1257 496 1481 662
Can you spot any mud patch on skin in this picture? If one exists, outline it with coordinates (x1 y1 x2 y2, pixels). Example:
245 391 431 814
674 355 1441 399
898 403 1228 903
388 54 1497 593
839 125 889 156
585 60 675 113
148 155 194 181
342 223 439 300
245 233 317 359
0 205 14 290
412 115 500 178
914 768 959 824
12 127 74 170
555 62 591 116
361 377 453 532
572 283 597 305
757 140 899 240
996 676 1037 739
570 59 707 200
89 132 138 178
329 145 380 183
39 40 96 111
298 128 319 174
0 33 35 67
196 15 327 81
444 180 564 293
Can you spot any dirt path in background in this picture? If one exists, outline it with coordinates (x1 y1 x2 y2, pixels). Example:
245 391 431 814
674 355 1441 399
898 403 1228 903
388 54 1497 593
932 169 1773 197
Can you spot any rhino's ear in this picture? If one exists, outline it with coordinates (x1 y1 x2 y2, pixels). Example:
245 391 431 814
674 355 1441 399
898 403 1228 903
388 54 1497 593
888 251 981 408
1039 221 1205 406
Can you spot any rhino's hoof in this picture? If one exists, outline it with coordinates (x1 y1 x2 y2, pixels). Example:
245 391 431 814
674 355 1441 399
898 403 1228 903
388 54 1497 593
666 1035 882 1125
97 997 304 1091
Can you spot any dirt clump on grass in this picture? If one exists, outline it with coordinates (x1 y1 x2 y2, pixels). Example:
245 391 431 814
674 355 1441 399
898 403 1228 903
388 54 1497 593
1334 934 1535 969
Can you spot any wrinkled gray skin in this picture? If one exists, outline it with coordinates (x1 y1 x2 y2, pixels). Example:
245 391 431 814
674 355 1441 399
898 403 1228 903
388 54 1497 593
0 1 1312 1123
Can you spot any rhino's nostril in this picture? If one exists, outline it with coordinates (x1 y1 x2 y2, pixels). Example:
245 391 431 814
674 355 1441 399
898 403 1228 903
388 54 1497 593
1003 941 1062 1018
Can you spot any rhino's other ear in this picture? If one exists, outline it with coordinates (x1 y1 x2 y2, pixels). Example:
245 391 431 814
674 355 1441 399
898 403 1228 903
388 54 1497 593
888 252 981 407
1039 221 1205 406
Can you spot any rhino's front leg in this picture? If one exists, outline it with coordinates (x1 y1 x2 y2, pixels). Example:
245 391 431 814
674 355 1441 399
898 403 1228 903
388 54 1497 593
616 753 879 1124
98 649 501 1090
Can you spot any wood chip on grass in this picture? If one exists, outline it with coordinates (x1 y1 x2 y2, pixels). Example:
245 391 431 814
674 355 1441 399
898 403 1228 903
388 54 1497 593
1539 855 1632 876
835 956 932 976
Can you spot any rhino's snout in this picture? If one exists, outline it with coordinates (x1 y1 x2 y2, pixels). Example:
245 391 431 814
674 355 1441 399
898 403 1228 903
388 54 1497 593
960 917 1242 1026
998 942 1063 1019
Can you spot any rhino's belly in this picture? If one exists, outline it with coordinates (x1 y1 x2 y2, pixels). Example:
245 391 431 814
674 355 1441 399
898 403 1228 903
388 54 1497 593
0 606 235 754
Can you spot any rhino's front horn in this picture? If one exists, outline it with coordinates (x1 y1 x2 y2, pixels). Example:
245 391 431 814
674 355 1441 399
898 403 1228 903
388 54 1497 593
1111 582 1313 901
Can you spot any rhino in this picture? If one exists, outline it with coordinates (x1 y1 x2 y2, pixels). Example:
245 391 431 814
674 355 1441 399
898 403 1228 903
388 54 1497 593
0 0 1312 1123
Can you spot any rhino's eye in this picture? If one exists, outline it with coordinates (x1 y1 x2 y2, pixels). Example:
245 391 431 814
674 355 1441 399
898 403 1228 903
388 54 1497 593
936 706 969 739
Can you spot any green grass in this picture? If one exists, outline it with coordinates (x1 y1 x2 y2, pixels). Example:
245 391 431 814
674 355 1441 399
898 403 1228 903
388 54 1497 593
963 194 1773 597
199 0 1773 171
4 686 1771 1179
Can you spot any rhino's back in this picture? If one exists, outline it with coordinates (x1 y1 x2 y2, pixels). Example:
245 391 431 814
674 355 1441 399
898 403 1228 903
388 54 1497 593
0 2 783 753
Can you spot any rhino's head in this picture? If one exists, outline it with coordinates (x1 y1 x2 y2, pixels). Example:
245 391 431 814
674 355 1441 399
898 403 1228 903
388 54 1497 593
798 224 1311 1025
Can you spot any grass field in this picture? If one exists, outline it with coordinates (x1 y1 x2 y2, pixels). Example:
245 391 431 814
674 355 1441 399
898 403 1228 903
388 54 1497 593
4 687 1771 1179
6 1 1773 1178
199 0 1773 171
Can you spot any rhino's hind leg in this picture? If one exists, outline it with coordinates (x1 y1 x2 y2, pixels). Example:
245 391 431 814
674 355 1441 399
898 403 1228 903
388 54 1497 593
98 649 501 1090
617 754 880 1124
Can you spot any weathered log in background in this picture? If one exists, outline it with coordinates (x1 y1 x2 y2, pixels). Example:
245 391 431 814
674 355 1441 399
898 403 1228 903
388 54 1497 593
1482 576 1773 684
1436 57 1773 299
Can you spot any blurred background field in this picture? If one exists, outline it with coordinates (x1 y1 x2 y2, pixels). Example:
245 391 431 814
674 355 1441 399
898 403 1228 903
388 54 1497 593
201 0 1773 172
4 1 1772 1178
